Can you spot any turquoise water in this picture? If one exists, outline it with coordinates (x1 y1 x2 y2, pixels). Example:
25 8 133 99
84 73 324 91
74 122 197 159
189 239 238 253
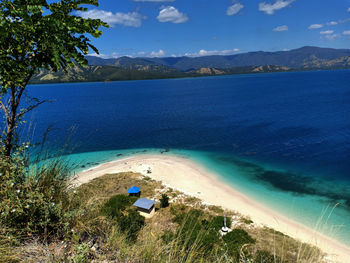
18 70 350 246
61 148 350 245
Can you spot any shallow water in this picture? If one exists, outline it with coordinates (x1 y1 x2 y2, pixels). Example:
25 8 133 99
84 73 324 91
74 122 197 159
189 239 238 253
16 70 350 245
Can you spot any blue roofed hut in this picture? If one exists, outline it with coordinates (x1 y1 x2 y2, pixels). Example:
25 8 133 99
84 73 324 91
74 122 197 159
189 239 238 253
128 186 140 197
133 198 156 218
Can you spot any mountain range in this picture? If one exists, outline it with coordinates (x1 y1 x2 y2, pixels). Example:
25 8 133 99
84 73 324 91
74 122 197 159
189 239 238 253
31 46 350 84
86 46 350 70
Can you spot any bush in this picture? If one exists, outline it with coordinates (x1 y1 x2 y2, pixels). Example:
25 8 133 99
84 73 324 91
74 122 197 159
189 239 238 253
118 209 145 242
0 156 73 239
101 194 144 242
101 194 137 218
160 193 169 208
70 243 91 263
210 215 231 231
171 209 222 252
254 250 277 263
223 229 255 260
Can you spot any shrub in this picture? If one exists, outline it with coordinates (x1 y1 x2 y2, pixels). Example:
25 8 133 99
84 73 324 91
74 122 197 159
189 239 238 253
171 209 223 252
101 195 144 242
254 250 277 263
223 229 255 260
0 156 73 239
210 215 232 231
160 194 169 208
70 243 91 263
118 209 145 242
161 230 175 244
241 217 253 225
101 194 137 218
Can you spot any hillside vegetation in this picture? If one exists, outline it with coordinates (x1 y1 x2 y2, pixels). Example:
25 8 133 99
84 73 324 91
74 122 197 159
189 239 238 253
30 64 291 84
30 46 350 84
86 46 350 71
0 153 327 263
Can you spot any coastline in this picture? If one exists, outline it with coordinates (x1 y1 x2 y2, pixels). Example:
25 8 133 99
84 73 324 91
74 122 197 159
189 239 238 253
74 153 350 262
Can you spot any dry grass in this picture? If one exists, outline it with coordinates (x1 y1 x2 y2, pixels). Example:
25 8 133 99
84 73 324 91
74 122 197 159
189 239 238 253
76 172 162 205
8 172 327 263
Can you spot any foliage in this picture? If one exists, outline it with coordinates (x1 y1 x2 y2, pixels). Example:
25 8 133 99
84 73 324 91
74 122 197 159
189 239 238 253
254 250 278 263
222 229 256 260
171 208 223 254
0 0 107 89
0 0 107 156
210 215 231 230
0 170 324 263
118 209 145 242
101 194 137 218
0 154 74 239
241 217 254 225
160 193 169 208
70 243 91 263
101 194 144 242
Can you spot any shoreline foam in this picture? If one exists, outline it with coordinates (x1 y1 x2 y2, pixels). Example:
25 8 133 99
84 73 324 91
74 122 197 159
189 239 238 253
74 154 350 262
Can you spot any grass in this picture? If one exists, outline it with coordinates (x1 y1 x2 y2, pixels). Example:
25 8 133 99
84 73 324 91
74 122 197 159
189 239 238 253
1 170 327 263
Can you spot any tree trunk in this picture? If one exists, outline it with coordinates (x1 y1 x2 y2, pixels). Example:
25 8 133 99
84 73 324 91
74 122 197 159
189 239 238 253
4 109 17 156
3 85 22 157
2 74 34 156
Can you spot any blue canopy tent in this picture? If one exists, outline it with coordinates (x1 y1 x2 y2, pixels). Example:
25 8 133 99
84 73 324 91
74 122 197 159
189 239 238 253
128 186 140 194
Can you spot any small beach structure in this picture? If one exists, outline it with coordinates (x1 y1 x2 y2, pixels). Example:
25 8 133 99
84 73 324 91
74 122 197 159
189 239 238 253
221 214 231 236
128 186 140 197
133 198 156 218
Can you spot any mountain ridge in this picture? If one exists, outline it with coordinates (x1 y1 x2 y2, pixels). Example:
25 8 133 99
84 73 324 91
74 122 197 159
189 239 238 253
30 46 350 84
86 46 350 71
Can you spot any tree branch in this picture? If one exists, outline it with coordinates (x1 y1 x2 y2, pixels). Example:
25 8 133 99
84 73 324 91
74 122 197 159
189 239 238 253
0 100 9 120
14 71 34 109
16 99 50 118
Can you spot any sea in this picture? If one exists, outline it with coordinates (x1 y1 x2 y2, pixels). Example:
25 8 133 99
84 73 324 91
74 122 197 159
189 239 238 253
18 70 350 245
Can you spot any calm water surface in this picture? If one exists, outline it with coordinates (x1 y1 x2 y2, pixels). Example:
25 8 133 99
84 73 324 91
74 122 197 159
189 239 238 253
18 70 350 244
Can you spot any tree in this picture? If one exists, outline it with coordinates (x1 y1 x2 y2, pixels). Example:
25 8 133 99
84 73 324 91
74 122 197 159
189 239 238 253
160 193 169 208
0 0 108 156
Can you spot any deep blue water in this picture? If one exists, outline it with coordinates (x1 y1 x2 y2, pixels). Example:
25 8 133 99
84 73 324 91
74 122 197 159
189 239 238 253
9 70 350 244
23 70 350 178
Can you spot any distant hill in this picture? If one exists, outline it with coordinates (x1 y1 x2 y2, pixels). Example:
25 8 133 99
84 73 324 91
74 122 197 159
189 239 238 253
31 46 350 84
30 64 291 84
86 46 350 71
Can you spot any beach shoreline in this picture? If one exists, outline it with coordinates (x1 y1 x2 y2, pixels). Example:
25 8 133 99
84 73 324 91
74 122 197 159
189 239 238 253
74 153 350 262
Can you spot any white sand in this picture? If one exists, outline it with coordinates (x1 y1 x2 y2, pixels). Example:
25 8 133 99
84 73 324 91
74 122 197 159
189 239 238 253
74 154 350 262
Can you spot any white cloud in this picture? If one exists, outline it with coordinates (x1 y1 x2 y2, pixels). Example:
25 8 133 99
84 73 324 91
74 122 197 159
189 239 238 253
89 52 120 59
308 24 323 29
77 9 146 27
90 49 243 58
348 7 350 12
134 0 174 1
150 49 166 57
324 34 339 41
339 18 350 24
309 19 349 30
258 0 295 15
185 49 240 57
157 6 188 23
226 3 244 16
343 30 350 35
327 21 338 26
320 30 334 35
273 25 288 31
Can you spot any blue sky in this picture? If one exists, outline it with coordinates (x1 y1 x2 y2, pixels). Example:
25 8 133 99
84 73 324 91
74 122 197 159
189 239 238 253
78 0 350 58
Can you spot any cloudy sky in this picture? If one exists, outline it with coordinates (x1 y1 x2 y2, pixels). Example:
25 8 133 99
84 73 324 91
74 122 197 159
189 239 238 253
78 0 350 58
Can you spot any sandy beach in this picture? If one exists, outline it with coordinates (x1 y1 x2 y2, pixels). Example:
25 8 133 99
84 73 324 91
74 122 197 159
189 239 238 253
74 154 350 262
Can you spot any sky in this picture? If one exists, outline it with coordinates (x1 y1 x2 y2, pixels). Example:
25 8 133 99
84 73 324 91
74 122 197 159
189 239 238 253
77 0 350 58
